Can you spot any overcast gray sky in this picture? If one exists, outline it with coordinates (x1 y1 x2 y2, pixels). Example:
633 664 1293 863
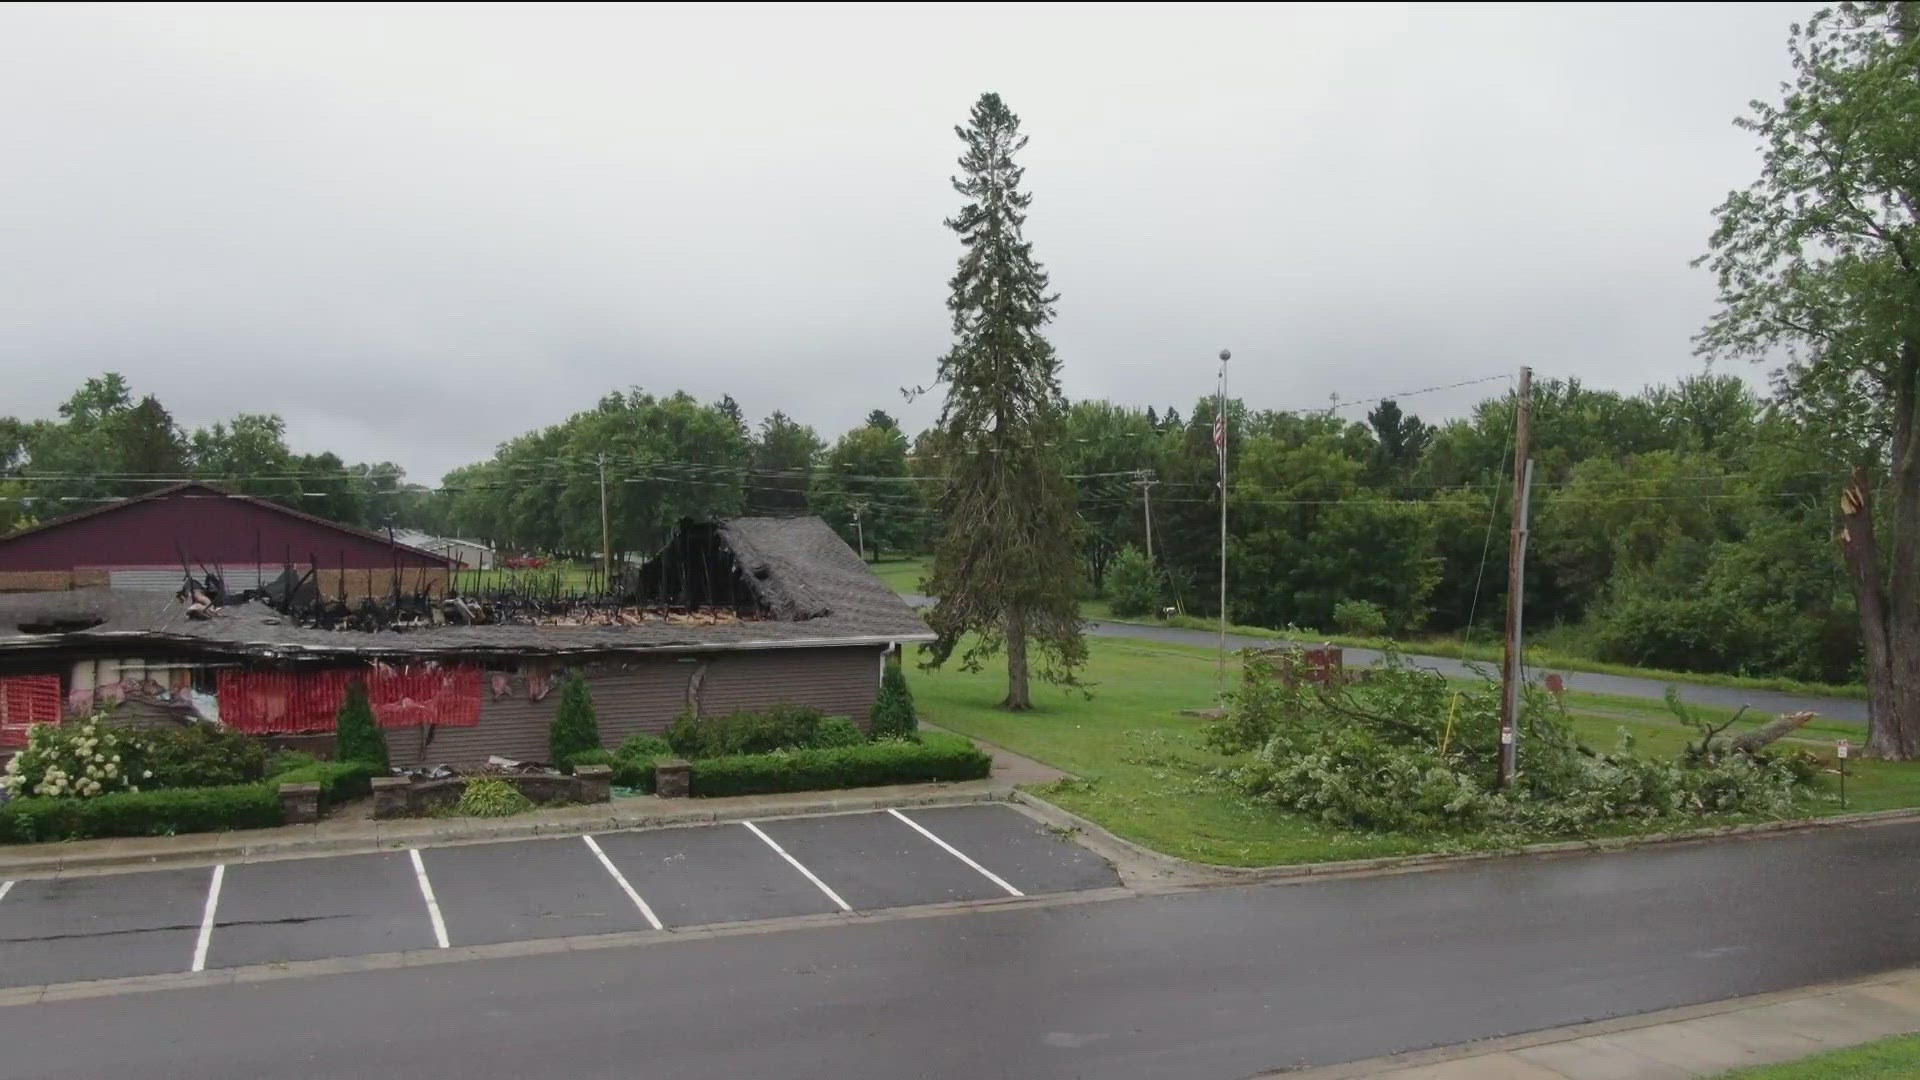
1 2 1813 483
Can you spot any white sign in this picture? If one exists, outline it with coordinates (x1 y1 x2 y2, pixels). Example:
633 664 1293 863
1500 729 1514 746
1838 740 1850 760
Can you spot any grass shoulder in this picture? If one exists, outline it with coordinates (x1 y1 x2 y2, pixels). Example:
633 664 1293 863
904 636 1915 869
1709 1032 1920 1078
887 559 1866 701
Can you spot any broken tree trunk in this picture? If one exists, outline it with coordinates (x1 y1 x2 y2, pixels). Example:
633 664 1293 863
1727 711 1818 755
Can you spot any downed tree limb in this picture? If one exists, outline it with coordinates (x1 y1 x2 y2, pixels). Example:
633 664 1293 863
1728 710 1818 754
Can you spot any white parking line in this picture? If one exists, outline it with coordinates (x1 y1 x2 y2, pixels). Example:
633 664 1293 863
582 835 664 930
191 864 224 972
0 880 12 903
887 809 1024 897
409 849 451 948
742 820 851 912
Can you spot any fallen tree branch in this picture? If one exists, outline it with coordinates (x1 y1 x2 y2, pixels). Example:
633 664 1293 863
1728 711 1818 754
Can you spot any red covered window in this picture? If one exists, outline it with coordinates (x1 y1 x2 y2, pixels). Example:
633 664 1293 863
0 675 62 749
217 665 483 734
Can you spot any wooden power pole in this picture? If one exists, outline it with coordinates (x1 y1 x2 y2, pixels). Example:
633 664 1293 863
1135 471 1159 562
597 453 611 583
1498 366 1533 789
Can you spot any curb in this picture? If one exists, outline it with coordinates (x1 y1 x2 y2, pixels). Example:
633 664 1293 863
1011 789 1920 887
1264 962 1920 1078
0 782 1018 878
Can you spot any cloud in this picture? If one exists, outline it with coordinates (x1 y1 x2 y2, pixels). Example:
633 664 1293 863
0 2 1812 481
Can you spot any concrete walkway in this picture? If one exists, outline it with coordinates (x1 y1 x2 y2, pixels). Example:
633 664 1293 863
1282 965 1920 1079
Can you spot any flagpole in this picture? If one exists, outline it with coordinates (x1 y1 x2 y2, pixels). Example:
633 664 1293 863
1216 348 1231 688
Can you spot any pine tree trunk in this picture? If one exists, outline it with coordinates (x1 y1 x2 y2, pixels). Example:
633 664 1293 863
1003 604 1032 711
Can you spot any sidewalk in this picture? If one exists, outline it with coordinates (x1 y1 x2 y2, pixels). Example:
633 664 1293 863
0 732 1064 879
1278 966 1920 1079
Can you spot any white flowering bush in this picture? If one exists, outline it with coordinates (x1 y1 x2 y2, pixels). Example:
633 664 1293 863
1 719 151 800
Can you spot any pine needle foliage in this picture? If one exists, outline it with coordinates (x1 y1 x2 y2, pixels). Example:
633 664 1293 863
333 680 389 770
921 92 1087 710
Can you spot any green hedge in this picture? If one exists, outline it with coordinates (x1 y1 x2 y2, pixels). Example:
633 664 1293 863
0 783 282 843
612 758 657 792
690 732 990 798
272 760 381 805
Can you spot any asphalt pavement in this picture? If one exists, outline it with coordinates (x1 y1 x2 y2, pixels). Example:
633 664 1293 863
0 804 1119 989
4 819 1918 1079
901 593 1869 725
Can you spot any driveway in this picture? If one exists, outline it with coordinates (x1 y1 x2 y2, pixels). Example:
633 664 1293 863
903 594 1868 724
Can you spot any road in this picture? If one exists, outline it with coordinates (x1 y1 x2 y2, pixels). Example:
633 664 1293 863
4 820 1918 1079
902 594 1868 725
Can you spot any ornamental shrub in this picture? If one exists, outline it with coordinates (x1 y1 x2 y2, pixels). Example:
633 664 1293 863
812 715 867 748
454 776 534 818
0 783 282 842
666 703 825 758
334 681 389 770
271 759 381 804
549 669 601 767
142 723 270 789
564 747 617 773
609 735 671 790
617 734 671 760
689 732 990 797
1 718 147 800
869 661 918 741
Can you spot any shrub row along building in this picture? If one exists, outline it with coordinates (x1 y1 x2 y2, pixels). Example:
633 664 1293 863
0 484 932 764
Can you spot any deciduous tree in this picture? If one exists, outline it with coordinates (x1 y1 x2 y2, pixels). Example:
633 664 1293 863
1698 1 1920 756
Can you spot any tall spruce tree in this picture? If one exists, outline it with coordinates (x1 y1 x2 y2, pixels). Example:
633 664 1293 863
921 92 1085 710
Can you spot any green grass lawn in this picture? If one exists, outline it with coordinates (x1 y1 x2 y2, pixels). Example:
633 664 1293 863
868 556 929 595
454 563 604 592
905 635 1917 868
1710 1033 1920 1078
885 561 1866 701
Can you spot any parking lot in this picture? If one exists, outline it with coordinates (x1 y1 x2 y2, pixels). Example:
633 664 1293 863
0 804 1119 988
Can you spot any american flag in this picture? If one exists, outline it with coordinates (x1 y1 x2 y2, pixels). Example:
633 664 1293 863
1212 409 1226 455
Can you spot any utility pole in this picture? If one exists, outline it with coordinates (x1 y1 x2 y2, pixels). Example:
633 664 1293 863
597 453 611 583
1215 348 1231 688
850 499 869 562
1134 471 1159 563
1498 366 1533 790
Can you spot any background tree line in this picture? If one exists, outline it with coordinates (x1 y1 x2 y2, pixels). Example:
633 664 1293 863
1 367 1861 686
0 373 434 536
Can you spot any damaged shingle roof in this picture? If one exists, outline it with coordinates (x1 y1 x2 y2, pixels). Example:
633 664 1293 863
0 517 932 659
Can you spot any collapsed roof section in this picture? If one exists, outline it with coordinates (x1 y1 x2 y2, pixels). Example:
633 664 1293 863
0 517 932 659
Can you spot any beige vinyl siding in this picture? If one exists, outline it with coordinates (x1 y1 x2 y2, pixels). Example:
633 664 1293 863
394 647 885 768
696 647 883 723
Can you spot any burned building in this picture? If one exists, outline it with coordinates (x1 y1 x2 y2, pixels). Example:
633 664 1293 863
0 481 455 595
0 517 933 764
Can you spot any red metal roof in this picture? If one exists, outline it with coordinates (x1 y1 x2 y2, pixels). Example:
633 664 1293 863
0 482 455 571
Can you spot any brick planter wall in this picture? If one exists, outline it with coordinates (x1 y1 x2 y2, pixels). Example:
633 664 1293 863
371 771 612 819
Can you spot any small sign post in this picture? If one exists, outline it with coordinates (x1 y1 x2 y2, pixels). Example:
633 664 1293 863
1838 739 1850 809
